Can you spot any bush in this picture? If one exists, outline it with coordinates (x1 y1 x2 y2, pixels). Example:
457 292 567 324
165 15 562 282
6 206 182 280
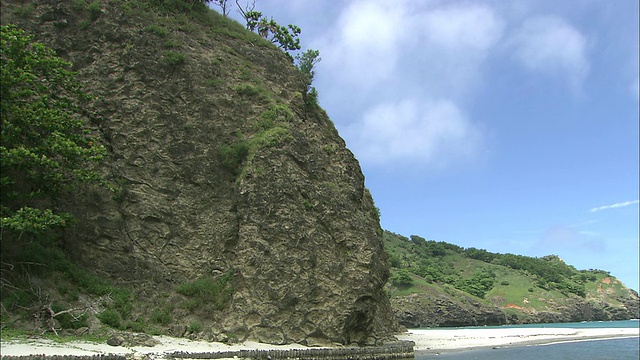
150 307 173 325
176 271 234 311
189 321 202 333
387 253 401 268
219 141 250 175
87 1 102 20
163 51 186 66
391 269 414 287
97 309 123 329
127 318 147 332
455 269 496 298
234 83 269 102
144 24 169 37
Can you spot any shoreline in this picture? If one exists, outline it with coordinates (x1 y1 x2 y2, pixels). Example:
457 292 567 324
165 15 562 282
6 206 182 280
398 327 640 355
1 327 638 357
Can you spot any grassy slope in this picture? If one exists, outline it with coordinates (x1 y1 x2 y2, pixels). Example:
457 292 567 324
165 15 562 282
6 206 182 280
384 231 633 318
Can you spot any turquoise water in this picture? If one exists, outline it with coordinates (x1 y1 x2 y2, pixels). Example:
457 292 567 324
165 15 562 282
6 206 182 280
418 319 640 330
416 320 640 360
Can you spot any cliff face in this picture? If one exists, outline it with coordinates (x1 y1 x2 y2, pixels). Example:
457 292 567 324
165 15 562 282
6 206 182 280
392 290 639 328
392 292 507 328
1 0 398 345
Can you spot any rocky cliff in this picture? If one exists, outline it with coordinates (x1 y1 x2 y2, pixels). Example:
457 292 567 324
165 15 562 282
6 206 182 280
392 288 639 328
1 0 398 345
392 292 507 328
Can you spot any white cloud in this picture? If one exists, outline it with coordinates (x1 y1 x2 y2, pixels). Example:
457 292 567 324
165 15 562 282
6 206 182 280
318 0 406 87
421 3 505 52
589 200 640 213
316 1 504 93
344 99 482 167
508 15 589 92
313 1 501 169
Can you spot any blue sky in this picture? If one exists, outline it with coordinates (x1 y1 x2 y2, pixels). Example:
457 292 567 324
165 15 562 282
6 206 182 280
221 0 639 291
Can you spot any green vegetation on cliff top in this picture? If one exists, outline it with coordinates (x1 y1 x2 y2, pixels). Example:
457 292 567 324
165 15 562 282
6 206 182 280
384 230 633 318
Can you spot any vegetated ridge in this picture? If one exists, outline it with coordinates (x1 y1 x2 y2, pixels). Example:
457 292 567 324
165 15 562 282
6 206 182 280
384 231 640 328
0 0 399 346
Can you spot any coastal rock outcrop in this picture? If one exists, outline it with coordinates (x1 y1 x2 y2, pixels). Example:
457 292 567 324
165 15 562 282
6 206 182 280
391 288 639 328
392 292 507 328
1 0 398 345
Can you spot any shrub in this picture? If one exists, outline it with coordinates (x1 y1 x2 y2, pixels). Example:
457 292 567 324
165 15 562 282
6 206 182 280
189 321 202 333
163 51 186 66
127 318 147 332
97 309 123 329
150 307 173 325
219 141 250 175
87 1 102 21
391 269 414 287
257 104 294 128
144 24 169 37
176 271 234 311
387 253 401 268
234 83 269 102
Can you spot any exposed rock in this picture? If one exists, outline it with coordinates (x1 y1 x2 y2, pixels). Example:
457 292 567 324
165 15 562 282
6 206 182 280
391 286 640 327
392 293 506 328
1 0 398 345
107 335 125 347
106 333 161 347
170 325 187 338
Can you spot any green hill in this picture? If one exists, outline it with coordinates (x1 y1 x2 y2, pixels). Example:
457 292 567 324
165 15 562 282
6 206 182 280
384 231 639 327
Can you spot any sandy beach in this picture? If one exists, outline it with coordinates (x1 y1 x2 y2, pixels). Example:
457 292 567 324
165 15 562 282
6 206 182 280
0 335 317 357
1 327 638 357
397 326 640 354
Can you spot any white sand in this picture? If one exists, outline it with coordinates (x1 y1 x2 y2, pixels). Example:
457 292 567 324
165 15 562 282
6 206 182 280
0 336 313 357
1 327 638 356
397 327 640 353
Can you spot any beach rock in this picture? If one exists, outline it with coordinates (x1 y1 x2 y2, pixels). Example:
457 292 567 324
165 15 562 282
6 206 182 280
128 333 161 347
107 335 124 347
75 327 89 336
170 325 186 338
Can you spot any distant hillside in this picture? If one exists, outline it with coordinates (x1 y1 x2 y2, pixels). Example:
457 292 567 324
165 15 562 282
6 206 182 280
384 231 640 327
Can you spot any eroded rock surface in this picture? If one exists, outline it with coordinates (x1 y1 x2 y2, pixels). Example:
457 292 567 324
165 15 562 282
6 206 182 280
1 0 398 345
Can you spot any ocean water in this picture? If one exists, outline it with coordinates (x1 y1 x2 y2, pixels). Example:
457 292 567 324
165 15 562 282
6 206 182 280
415 320 640 360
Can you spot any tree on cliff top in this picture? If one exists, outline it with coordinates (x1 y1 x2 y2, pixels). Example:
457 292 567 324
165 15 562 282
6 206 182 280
0 25 106 242
235 0 301 52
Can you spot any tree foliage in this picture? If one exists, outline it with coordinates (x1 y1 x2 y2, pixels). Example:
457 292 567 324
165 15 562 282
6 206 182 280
385 231 595 299
0 25 105 241
391 269 414 287
209 0 230 16
294 49 321 106
235 0 301 52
